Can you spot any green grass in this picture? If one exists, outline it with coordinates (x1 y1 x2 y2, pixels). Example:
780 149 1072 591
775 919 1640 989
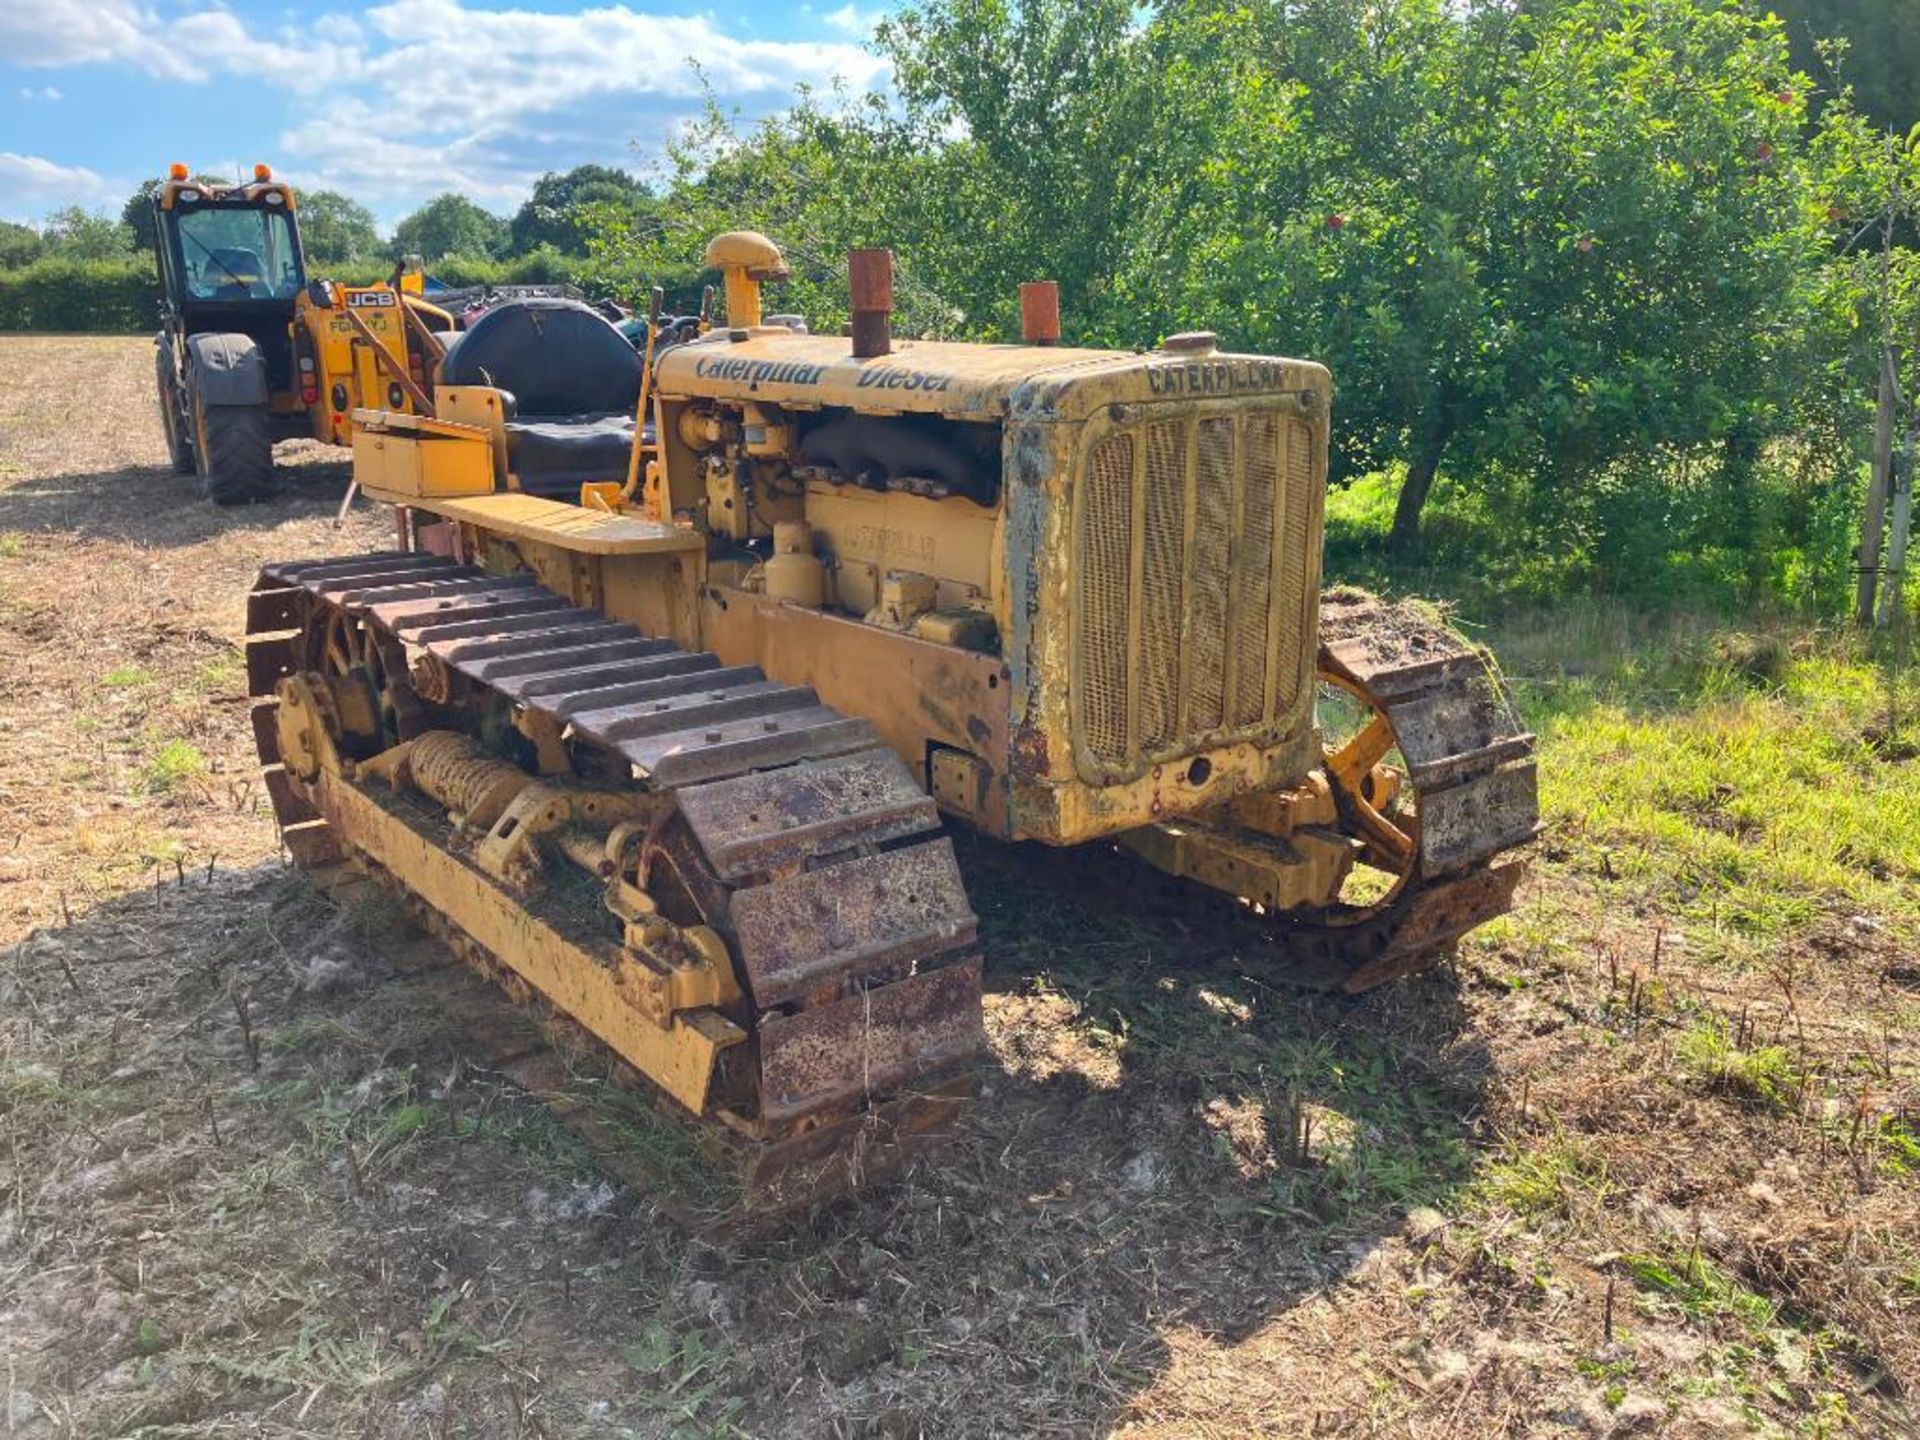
101 664 155 688
1872 1116 1920 1177
1623 1249 1780 1332
1325 466 1920 967
142 739 208 794
195 657 243 693
1470 1132 1610 1219
1675 1017 1803 1110
1506 613 1919 957
0 532 24 560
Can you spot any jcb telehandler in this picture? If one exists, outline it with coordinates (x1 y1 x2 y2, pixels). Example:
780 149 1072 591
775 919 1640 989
244 234 1538 1211
151 162 453 503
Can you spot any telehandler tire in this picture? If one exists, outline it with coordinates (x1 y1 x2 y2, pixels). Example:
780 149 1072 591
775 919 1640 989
154 349 195 475
190 387 274 504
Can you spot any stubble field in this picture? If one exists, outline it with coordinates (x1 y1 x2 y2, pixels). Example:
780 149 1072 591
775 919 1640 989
1 336 1916 1438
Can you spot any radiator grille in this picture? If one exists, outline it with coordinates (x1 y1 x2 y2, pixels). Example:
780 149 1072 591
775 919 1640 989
1277 416 1316 714
1080 432 1135 767
1233 413 1278 727
1139 421 1186 751
1074 407 1319 776
1189 417 1234 734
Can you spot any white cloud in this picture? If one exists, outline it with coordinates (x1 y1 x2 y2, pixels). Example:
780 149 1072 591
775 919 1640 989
1 0 346 88
0 153 121 217
276 101 534 216
350 0 886 130
0 0 897 223
19 86 65 101
822 4 886 36
3 0 884 101
0 0 146 69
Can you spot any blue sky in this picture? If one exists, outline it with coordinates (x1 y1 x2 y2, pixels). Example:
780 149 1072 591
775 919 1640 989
0 0 894 230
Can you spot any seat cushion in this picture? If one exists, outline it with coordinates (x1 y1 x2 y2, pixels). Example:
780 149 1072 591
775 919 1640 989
505 413 636 498
441 298 642 417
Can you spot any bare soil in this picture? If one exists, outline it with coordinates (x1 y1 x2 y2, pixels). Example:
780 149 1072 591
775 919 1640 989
1 337 1914 1438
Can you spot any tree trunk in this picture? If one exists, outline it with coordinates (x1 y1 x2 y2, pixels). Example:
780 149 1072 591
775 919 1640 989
1858 350 1897 627
1390 429 1449 554
1721 430 1766 597
1880 428 1914 629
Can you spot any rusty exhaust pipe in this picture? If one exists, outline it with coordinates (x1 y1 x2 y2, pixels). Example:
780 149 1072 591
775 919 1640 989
849 248 893 359
1019 281 1060 346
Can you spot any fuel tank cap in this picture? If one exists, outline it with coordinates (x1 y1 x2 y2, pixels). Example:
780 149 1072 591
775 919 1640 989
1161 331 1219 354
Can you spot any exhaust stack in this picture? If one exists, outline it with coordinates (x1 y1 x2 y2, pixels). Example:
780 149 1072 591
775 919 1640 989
705 231 788 330
849 248 893 359
1020 281 1061 346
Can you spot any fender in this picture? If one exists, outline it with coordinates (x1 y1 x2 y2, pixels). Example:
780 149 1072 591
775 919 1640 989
185 332 269 406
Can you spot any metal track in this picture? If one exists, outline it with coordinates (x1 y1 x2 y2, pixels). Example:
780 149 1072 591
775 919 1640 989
245 551 983 1211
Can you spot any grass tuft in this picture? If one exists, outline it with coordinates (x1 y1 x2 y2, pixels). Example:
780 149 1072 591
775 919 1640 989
1622 1248 1779 1332
1471 1133 1609 1219
195 657 242 692
1676 1017 1802 1110
142 738 208 794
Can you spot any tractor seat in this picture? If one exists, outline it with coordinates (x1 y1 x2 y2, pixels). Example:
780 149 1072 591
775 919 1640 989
204 247 268 299
439 299 643 499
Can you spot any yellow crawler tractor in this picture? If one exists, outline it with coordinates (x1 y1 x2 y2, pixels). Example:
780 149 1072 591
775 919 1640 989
245 234 1537 1205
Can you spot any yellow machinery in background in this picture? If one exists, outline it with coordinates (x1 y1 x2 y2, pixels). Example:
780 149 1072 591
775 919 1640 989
151 162 453 503
245 233 1538 1206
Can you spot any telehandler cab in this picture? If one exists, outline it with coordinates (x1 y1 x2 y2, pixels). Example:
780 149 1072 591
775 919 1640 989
151 162 454 503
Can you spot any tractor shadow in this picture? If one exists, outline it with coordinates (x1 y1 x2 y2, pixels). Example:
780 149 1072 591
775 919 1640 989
0 444 354 550
711 848 1494 1435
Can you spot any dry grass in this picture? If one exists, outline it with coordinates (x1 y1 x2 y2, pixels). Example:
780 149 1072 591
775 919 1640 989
0 337 1915 1438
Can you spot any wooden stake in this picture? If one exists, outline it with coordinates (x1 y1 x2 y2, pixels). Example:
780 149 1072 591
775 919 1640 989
1860 350 1897 626
1878 377 1913 628
233 989 260 1071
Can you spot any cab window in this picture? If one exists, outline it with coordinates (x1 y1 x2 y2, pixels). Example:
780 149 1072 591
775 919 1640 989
176 205 303 300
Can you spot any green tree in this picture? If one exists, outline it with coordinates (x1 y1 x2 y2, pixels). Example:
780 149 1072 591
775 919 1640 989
582 89 969 328
579 0 1899 598
876 0 1149 332
510 165 655 256
122 174 227 254
391 193 509 262
1765 0 1920 136
1093 0 1866 552
0 220 45 269
296 190 381 267
42 207 135 262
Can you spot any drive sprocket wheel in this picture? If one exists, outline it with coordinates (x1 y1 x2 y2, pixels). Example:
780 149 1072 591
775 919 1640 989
1312 666 1418 915
1256 592 1540 989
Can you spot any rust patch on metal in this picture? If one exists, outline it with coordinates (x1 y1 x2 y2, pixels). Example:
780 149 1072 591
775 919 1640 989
675 748 937 882
756 957 984 1125
729 838 975 1006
